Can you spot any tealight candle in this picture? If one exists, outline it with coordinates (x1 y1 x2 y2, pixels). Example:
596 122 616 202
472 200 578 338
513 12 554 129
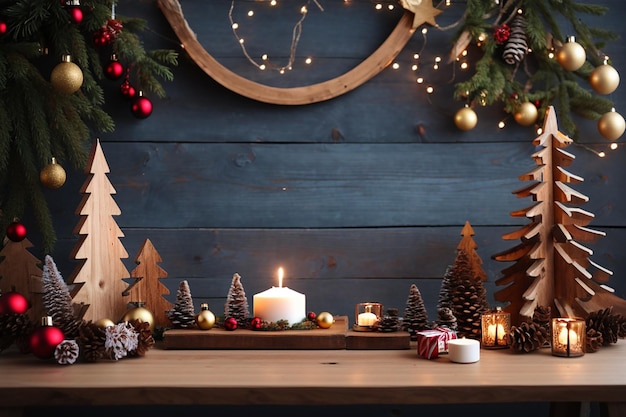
253 268 306 325
551 317 585 357
481 307 511 349
448 338 480 363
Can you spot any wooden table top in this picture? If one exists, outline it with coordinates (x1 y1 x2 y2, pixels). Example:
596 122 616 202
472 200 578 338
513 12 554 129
0 342 625 408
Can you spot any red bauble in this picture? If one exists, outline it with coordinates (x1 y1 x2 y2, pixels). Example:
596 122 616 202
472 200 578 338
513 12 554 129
0 21 7 35
105 59 124 80
224 317 238 331
120 80 136 99
249 317 263 330
29 323 65 359
131 94 153 119
0 291 29 315
6 221 27 242
93 28 112 48
307 311 317 321
68 6 83 24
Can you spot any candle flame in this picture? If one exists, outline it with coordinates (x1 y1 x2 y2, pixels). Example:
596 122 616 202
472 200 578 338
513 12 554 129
278 267 284 288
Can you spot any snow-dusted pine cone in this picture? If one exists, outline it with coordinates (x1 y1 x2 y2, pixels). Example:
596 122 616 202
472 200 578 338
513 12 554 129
508 321 548 353
502 15 528 65
77 322 107 362
167 309 196 329
127 319 155 357
54 340 80 365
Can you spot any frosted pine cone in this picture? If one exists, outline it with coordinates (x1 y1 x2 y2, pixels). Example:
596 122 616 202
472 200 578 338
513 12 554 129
54 340 80 365
502 15 528 65
127 319 155 357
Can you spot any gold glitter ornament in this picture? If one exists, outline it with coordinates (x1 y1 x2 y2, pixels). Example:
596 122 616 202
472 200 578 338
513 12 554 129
316 311 334 329
50 54 83 94
40 157 66 189
454 106 478 131
598 110 626 141
589 64 620 95
513 102 538 127
195 303 216 330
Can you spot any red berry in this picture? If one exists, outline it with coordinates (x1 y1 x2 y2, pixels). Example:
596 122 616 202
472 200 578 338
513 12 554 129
250 317 263 330
307 311 317 321
224 317 238 331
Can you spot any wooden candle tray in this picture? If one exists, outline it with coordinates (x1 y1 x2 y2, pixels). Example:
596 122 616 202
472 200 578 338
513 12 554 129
162 317 411 350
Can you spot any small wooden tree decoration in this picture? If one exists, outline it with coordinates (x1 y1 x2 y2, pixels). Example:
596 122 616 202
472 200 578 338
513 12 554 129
492 106 626 325
124 239 173 328
457 221 487 283
402 283 430 340
41 255 83 338
67 139 130 322
224 273 250 323
0 237 44 321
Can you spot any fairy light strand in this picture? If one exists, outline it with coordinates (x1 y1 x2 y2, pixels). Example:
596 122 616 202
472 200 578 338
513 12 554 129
228 0 324 73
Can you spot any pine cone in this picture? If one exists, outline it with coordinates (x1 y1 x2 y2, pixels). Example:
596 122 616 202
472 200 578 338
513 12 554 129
532 305 551 327
54 340 80 365
436 307 458 331
167 309 196 329
586 307 625 346
127 319 155 357
586 328 604 353
502 15 528 65
377 308 400 332
77 322 107 362
0 313 35 339
508 321 548 353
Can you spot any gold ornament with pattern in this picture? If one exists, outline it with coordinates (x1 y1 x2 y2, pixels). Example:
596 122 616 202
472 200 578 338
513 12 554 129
40 157 66 189
50 54 83 94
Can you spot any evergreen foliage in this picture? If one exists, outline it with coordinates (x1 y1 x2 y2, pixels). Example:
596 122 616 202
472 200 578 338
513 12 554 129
452 0 618 138
224 273 250 323
0 0 177 252
42 254 83 338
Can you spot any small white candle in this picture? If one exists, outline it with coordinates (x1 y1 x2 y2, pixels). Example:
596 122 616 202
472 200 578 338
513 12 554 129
357 304 378 326
448 338 480 363
253 268 306 324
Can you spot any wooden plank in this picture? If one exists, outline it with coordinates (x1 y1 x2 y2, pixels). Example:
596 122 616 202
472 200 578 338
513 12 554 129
162 316 349 349
345 329 411 350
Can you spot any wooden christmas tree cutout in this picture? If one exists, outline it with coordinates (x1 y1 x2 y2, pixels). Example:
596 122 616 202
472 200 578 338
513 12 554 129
457 221 487 283
67 139 131 322
124 238 173 328
493 106 626 325
0 237 44 321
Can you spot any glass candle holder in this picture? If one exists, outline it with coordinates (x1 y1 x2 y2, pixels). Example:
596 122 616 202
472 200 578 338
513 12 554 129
481 307 511 349
551 317 585 357
353 302 382 331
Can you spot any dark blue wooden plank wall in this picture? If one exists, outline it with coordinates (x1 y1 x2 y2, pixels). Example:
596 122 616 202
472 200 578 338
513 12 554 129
22 0 626 416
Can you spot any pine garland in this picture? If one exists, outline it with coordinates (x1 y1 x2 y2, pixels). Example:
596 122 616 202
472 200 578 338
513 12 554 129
0 0 177 252
452 0 617 138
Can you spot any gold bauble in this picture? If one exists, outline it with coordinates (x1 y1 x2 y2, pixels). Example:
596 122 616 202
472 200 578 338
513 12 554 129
121 303 155 331
453 107 478 131
598 111 626 141
556 39 586 72
590 64 620 95
95 318 115 328
513 102 539 127
50 55 83 94
195 303 216 330
40 157 66 189
316 311 334 329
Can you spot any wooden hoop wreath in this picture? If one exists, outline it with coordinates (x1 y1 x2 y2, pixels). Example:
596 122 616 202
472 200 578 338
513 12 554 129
158 0 416 105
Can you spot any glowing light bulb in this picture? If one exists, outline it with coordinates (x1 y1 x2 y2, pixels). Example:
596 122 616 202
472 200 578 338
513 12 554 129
270 0 277 5
262 54 268 61
388 4 394 10
259 64 266 70
411 64 418 71
247 10 254 17
413 53 420 59
536 127 543 134
416 77 424 84
426 86 434 94
375 3 382 10
498 121 505 129
239 38 245 44
392 62 400 70
300 6 307 13
305 57 312 64
599 151 606 158
460 62 468 69
421 28 428 35
610 143 618 150
232 23 239 29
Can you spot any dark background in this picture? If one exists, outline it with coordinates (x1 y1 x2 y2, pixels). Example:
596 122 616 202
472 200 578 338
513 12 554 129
26 0 626 415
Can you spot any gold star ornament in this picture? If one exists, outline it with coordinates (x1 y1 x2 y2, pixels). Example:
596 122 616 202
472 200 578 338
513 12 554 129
399 0 443 29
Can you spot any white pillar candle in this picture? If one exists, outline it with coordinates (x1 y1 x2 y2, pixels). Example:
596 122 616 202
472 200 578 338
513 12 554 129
253 268 306 325
448 338 480 363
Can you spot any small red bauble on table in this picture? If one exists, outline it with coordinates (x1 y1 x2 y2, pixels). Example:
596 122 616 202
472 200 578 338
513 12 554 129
249 317 263 330
223 317 238 331
307 311 317 321
0 290 29 315
6 220 27 242
131 91 153 119
29 317 65 359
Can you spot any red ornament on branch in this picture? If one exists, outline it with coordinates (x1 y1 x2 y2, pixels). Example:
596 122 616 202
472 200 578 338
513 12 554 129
120 79 136 99
0 20 7 35
131 92 153 119
105 55 124 80
65 0 82 24
6 220 27 242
